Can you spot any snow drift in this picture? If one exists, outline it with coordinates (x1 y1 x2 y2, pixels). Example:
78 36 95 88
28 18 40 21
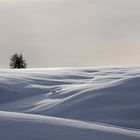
0 67 140 139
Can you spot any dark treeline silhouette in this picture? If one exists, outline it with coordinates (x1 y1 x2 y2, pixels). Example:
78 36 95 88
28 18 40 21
10 53 27 69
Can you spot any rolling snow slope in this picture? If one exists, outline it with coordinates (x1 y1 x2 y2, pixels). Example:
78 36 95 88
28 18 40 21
0 67 140 139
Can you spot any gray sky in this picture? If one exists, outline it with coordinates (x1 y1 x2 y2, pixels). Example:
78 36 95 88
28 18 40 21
0 0 140 68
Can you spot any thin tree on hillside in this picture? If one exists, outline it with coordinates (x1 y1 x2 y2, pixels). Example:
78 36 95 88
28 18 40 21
10 53 27 69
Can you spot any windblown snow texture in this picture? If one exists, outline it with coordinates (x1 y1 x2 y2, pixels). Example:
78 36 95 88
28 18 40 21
0 67 140 140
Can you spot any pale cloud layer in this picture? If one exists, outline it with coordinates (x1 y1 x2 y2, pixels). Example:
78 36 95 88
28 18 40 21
0 0 140 68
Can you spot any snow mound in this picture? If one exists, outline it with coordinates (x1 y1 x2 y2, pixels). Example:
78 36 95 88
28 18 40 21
0 111 140 140
0 67 140 139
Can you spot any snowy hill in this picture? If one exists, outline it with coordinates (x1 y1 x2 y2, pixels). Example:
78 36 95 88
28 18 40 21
0 67 140 140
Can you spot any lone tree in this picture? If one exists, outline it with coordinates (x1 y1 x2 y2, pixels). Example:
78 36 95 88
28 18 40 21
10 53 27 69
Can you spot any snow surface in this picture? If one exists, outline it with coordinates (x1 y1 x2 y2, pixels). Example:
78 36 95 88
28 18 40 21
0 67 140 140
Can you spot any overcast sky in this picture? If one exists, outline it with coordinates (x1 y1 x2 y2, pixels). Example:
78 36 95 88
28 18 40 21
0 0 140 68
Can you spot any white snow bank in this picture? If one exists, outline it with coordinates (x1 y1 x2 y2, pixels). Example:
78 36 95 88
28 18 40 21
0 111 140 140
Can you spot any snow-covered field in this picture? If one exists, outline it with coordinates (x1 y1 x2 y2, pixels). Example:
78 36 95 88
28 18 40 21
0 66 140 140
